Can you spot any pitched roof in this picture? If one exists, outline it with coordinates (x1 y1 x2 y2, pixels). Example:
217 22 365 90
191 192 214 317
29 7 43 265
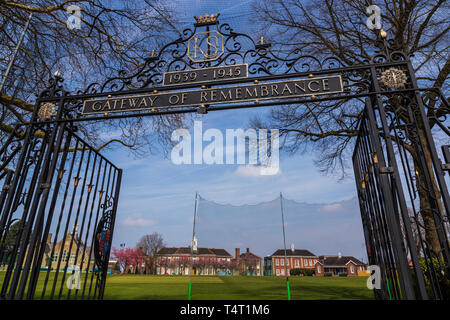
210 248 232 257
157 247 178 255
317 255 365 266
157 246 232 257
240 251 261 260
271 249 316 257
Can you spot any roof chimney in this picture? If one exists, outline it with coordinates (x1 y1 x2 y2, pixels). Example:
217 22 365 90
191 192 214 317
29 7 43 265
338 252 342 259
235 248 240 260
246 248 249 253
290 243 295 252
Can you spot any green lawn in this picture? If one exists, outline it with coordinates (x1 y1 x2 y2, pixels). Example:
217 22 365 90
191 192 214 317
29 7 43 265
103 275 374 300
0 272 374 299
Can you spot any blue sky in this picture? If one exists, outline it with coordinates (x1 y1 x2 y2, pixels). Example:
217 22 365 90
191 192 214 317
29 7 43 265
98 0 366 260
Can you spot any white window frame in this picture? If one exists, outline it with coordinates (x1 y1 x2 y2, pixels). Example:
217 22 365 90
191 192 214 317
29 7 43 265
276 269 280 276
281 259 284 266
295 259 299 267
350 265 354 273
275 259 279 266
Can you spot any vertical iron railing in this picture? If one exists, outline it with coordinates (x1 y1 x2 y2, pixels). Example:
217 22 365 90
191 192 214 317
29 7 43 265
354 62 450 300
0 97 122 300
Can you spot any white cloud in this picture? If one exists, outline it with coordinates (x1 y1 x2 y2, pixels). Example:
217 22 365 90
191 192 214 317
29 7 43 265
122 213 155 227
233 165 282 178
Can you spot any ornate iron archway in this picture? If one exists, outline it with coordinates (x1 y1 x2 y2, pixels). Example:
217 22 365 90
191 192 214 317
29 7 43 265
0 14 448 300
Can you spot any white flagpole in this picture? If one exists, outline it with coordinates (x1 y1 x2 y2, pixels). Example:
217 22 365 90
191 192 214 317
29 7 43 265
188 192 199 300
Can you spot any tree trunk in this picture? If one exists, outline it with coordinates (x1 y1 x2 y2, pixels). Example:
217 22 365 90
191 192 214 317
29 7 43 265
413 124 445 257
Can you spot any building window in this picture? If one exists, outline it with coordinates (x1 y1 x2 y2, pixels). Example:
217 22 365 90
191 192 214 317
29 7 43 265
318 266 321 273
295 259 299 267
350 265 354 273
309 259 312 266
62 250 68 262
286 259 289 266
276 269 280 276
281 259 284 266
52 253 58 262
275 259 279 266
281 269 285 276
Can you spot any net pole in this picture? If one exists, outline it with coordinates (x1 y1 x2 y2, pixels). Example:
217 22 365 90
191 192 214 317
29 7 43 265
0 13 33 93
188 192 198 300
280 192 291 300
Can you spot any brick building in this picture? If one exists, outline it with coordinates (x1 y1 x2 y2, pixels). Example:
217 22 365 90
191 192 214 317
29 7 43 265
235 248 263 276
314 253 367 276
155 247 233 275
267 245 318 276
156 246 263 276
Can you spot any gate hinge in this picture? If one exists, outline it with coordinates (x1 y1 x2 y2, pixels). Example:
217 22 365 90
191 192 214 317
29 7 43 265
380 167 394 174
441 163 450 171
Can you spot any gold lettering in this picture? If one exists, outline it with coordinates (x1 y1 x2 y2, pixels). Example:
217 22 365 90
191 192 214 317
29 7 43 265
260 86 269 97
271 84 279 96
138 97 148 108
294 81 306 93
181 93 187 104
193 37 206 59
169 94 180 105
308 80 320 92
205 35 219 58
245 87 258 98
201 91 208 102
148 95 158 106
104 100 112 110
220 89 232 100
281 84 293 95
129 98 138 108
210 90 218 101
235 88 242 99
322 79 330 91
91 101 102 111
119 99 127 109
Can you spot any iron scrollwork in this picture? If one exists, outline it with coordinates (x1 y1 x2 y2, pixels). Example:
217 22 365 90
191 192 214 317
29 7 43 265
94 195 114 272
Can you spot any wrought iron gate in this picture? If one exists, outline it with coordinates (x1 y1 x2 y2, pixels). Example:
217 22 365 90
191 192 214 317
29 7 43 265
0 15 448 300
0 80 122 299
353 59 450 299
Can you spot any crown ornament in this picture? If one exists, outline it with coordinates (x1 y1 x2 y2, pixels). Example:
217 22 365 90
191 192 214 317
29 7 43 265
194 13 220 24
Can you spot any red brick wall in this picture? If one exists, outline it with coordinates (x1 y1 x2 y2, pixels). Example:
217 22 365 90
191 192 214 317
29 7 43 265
347 262 357 276
272 256 319 276
315 263 324 276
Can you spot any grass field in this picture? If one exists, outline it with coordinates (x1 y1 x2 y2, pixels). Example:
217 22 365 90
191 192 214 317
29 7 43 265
103 275 374 300
0 272 374 299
